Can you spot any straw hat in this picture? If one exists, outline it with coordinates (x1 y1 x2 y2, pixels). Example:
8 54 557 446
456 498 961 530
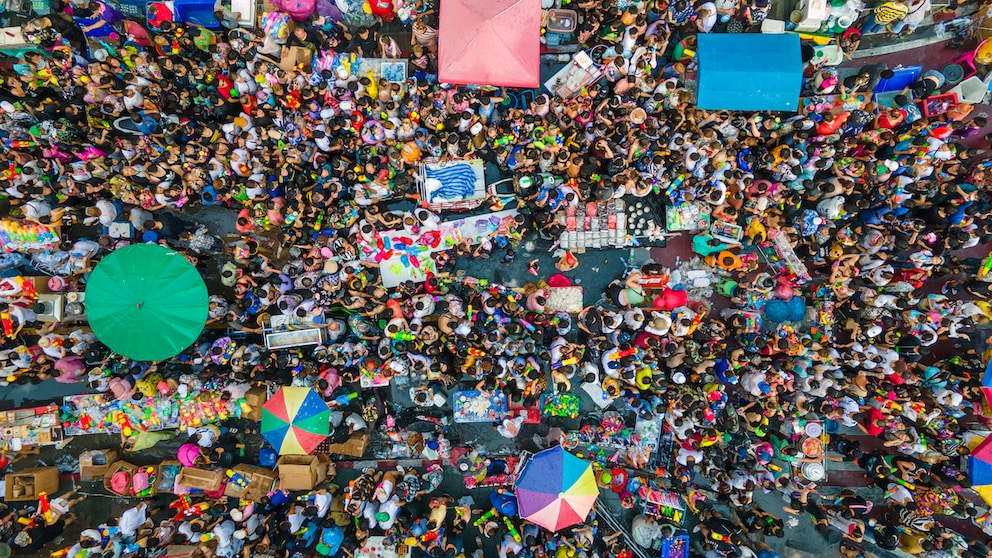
629 107 647 125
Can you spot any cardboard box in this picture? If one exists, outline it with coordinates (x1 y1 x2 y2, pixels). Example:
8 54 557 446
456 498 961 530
25 276 52 294
157 460 183 494
79 449 120 480
243 386 267 421
277 455 328 491
103 460 137 496
177 467 224 492
5 467 59 501
279 46 313 73
224 465 278 502
326 432 369 458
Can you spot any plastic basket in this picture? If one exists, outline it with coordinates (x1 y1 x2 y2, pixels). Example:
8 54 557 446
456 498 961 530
545 32 568 47
31 0 51 14
107 0 147 17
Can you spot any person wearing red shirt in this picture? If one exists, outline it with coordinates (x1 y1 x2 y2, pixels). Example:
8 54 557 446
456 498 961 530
859 406 886 437
874 107 906 129
816 112 849 136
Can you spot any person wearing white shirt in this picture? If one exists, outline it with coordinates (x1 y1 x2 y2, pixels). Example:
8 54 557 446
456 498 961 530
212 519 237 558
313 490 333 518
130 207 153 230
118 503 148 540
177 520 196 543
287 506 307 534
885 483 914 505
376 496 402 530
245 512 262 541
498 533 523 558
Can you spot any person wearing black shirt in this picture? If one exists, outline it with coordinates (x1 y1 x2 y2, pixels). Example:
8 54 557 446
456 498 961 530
286 25 323 51
352 23 381 57
13 518 67 552
906 70 944 100
146 212 194 240
33 13 87 53
841 64 891 93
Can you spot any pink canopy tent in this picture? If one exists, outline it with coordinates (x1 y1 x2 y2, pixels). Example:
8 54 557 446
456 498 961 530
438 0 541 88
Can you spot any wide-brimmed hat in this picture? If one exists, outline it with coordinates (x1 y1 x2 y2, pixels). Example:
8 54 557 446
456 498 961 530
630 107 647 125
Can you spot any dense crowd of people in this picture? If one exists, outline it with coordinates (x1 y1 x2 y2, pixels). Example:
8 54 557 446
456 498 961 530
1 0 992 557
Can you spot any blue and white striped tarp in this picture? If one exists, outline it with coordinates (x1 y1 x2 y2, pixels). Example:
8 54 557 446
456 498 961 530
425 163 480 202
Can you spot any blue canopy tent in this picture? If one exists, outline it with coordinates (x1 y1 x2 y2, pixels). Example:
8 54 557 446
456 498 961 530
695 34 803 112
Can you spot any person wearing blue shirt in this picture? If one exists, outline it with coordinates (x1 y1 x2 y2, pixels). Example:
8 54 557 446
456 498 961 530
130 111 159 136
316 522 344 556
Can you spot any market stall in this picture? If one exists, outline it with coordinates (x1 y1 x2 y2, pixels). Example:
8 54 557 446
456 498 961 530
0 405 64 451
453 390 509 423
261 387 330 455
418 159 488 212
0 220 59 253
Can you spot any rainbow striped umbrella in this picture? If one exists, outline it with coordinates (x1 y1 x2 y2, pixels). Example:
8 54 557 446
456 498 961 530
261 387 329 455
515 446 599 531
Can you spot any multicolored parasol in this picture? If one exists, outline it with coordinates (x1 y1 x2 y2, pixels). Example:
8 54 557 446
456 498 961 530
261 387 330 455
515 446 600 531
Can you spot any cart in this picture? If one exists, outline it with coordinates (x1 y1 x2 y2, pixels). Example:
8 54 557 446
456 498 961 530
793 419 828 483
661 533 691 558
641 487 687 526
759 227 811 284
264 313 325 350
418 158 488 213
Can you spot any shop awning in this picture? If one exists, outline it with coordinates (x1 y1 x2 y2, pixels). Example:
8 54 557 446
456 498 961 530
438 0 541 88
695 34 802 112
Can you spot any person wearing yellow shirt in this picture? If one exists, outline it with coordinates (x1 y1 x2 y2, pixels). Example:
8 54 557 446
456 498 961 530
862 0 909 33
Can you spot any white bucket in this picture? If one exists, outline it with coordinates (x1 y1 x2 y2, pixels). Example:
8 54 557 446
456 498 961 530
802 461 825 481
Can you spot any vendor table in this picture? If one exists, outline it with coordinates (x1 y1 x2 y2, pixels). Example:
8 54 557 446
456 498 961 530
539 393 580 418
544 50 604 99
374 209 518 288
665 203 710 232
360 367 391 389
356 536 410 558
634 413 665 453
452 390 508 423
0 405 64 450
62 390 232 436
264 328 323 350
0 220 59 252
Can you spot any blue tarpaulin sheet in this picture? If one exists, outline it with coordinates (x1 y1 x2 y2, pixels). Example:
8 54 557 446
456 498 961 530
696 34 802 112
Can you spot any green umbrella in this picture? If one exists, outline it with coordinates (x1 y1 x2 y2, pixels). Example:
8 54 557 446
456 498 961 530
85 243 208 361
